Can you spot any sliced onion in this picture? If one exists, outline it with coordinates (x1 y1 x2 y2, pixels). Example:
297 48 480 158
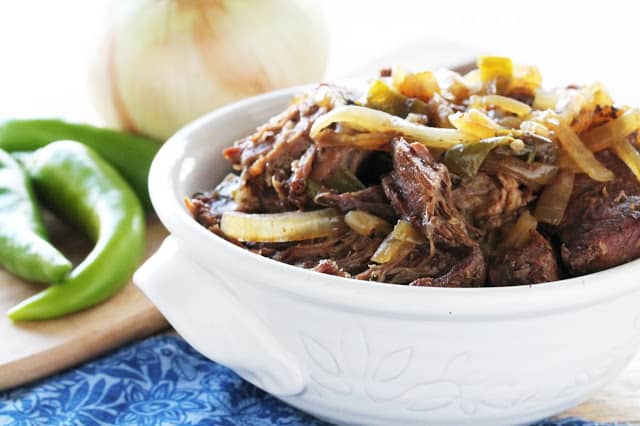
470 95 532 117
551 122 613 182
314 128 394 150
556 150 581 173
534 169 575 225
612 138 640 182
532 88 560 111
220 208 345 242
512 64 542 92
556 83 612 126
581 108 640 152
310 106 473 149
477 56 513 93
392 220 426 244
392 67 440 101
370 220 424 264
498 116 523 129
499 210 537 250
435 68 472 102
370 237 414 264
520 119 551 138
462 69 482 92
345 210 392 237
448 108 508 139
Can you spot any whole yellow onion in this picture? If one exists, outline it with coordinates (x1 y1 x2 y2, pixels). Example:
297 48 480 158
90 0 328 140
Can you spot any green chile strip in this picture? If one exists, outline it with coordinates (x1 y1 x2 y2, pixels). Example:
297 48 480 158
8 141 145 320
442 137 509 178
0 149 72 283
0 119 160 209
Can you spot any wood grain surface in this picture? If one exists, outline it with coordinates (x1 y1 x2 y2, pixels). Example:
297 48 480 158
0 215 169 390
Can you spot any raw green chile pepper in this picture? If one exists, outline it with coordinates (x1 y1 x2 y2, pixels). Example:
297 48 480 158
0 149 72 283
0 119 160 209
8 141 145 320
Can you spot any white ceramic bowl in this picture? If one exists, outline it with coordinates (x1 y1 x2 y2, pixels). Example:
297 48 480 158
134 86 640 426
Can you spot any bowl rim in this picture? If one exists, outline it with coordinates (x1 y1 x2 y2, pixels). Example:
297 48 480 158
148 85 640 317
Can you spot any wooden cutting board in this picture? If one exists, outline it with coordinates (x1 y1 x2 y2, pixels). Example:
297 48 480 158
0 215 169 390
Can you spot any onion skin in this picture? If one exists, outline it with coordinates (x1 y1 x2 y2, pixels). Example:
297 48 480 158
90 0 328 140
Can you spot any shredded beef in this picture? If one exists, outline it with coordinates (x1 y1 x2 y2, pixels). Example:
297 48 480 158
357 244 458 284
256 230 381 275
488 230 561 285
382 138 475 249
375 138 486 286
287 145 315 208
312 260 351 278
223 85 356 212
314 185 396 222
453 172 534 234
411 245 486 287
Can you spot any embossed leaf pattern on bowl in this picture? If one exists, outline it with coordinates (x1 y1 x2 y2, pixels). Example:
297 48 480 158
299 324 536 414
299 323 640 415
372 347 413 383
302 325 412 399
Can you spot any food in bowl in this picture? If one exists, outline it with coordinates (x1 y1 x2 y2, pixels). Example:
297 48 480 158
136 71 640 426
186 56 640 287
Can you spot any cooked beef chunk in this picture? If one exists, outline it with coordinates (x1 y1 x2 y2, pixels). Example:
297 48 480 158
314 185 396 222
382 138 475 249
411 245 486 287
488 230 560 285
312 260 351 278
559 151 640 274
453 172 534 235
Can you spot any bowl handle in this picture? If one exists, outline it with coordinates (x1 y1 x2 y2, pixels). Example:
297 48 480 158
134 236 305 397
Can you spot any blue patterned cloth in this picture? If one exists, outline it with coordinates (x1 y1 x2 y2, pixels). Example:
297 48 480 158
0 335 625 425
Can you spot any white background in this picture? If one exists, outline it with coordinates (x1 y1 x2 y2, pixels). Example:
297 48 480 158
0 0 638 122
